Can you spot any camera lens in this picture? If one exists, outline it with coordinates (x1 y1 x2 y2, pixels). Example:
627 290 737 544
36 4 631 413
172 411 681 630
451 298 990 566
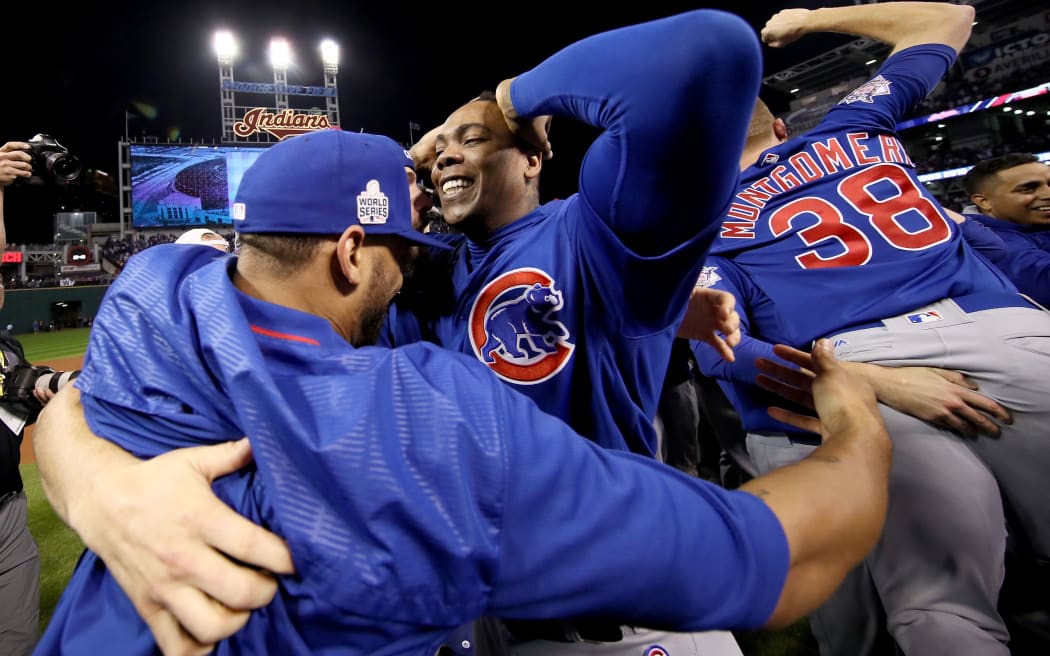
47 153 81 182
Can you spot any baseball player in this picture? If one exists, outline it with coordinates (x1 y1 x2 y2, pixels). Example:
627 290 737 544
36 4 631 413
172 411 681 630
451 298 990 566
952 153 1050 306
35 128 895 656
388 10 760 653
392 8 754 460
689 2 1050 655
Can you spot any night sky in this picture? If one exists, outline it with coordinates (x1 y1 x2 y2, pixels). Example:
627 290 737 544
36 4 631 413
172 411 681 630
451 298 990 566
2 0 855 244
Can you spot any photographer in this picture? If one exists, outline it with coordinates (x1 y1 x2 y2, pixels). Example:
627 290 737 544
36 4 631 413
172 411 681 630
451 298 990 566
0 139 57 655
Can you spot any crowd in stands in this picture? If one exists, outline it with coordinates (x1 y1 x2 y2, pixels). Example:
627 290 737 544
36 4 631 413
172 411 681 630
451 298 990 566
913 60 1050 118
3 275 114 289
100 229 235 269
916 132 1050 176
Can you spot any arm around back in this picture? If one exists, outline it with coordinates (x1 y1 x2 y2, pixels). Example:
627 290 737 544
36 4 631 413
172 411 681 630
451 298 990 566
489 339 890 630
744 340 892 628
33 385 294 654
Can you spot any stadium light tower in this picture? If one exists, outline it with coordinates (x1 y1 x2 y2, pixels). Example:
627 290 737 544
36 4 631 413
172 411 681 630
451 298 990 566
214 30 239 143
270 37 292 112
320 39 341 128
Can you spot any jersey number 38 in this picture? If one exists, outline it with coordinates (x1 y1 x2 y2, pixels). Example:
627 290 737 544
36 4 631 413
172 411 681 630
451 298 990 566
769 163 952 269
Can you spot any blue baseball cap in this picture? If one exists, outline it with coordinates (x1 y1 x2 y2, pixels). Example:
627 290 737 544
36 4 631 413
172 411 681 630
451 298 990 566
232 130 450 250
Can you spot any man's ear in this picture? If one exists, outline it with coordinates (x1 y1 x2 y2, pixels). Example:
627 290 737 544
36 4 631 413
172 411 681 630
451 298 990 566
773 118 789 143
336 225 367 286
524 152 542 181
971 192 992 213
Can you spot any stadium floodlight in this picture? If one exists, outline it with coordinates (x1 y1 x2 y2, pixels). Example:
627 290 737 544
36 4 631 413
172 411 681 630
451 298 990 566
213 30 238 64
270 37 292 71
320 39 340 68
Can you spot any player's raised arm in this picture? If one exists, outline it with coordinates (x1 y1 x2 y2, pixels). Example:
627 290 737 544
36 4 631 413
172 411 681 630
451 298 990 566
503 9 762 252
762 1 975 55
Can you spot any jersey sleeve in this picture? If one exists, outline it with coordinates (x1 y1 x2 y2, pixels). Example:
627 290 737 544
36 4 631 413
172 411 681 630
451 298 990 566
508 10 761 328
819 44 957 134
960 217 1050 307
688 257 814 435
484 358 789 630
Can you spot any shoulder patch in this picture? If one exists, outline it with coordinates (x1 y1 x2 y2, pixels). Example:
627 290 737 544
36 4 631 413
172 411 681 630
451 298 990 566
839 75 893 105
696 266 721 289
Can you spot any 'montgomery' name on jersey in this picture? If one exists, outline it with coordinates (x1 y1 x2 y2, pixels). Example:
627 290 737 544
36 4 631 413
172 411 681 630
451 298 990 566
721 131 913 239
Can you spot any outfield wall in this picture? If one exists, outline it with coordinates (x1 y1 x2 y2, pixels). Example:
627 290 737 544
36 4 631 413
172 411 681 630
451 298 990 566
0 286 109 334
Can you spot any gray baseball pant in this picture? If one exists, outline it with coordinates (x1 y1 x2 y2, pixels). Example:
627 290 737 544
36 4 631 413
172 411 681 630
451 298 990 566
748 299 1050 655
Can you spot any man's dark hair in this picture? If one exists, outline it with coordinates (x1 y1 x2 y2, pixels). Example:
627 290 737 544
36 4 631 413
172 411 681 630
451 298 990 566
237 233 331 272
963 153 1039 195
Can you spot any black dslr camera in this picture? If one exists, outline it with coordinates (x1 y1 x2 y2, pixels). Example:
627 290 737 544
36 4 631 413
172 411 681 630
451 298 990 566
22 133 81 186
1 363 80 415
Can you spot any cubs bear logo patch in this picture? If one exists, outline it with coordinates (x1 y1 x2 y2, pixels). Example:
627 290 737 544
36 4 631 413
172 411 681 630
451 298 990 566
644 646 669 656
468 267 574 384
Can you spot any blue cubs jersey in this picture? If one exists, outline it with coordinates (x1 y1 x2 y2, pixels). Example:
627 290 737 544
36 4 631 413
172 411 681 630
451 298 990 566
963 213 1050 307
692 256 812 434
709 44 1017 349
384 9 763 458
37 245 788 655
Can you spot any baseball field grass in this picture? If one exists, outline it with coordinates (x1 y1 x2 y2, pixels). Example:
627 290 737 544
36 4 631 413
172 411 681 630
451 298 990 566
18 327 91 634
18 327 818 654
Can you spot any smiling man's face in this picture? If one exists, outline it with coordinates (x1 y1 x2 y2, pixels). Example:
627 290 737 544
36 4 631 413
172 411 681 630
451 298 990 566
973 161 1050 226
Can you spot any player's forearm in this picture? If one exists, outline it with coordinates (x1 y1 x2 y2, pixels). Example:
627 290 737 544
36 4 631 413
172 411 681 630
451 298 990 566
741 415 891 628
837 360 900 401
695 333 779 385
805 2 975 54
34 385 140 528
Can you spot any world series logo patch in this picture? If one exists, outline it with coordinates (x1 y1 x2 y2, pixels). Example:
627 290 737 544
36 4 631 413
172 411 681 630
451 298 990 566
695 266 721 288
839 74 893 104
468 267 574 385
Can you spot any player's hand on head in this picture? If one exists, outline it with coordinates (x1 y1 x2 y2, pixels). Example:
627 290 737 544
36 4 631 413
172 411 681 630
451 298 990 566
0 141 32 187
496 78 553 160
71 438 295 654
409 125 442 173
761 9 813 48
677 287 740 362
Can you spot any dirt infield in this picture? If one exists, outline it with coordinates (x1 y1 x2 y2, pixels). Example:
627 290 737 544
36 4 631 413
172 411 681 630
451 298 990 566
19 355 86 466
